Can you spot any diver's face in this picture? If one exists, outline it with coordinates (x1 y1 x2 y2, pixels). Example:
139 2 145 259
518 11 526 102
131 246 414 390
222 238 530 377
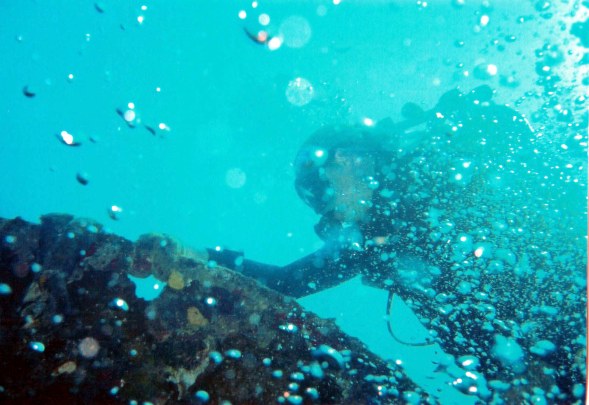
325 149 376 224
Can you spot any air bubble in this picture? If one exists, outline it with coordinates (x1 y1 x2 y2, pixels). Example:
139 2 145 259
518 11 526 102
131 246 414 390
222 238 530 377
366 176 380 190
195 390 210 403
573 384 585 398
279 323 299 333
311 344 345 369
258 13 270 26
52 314 64 324
530 340 556 357
500 74 520 88
535 1 551 12
403 391 421 405
267 36 283 51
473 63 498 80
209 351 223 364
491 335 525 373
305 387 320 399
225 168 247 189
311 149 328 166
0 284 12 295
290 371 304 381
116 103 140 127
308 362 324 379
279 16 312 48
457 281 472 295
286 394 303 404
110 298 129 311
29 341 46 352
286 77 314 106
56 130 82 146
225 349 242 359
108 205 123 220
458 355 480 370
489 380 511 391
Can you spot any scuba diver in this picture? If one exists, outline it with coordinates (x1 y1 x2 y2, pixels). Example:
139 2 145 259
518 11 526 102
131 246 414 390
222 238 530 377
203 86 585 403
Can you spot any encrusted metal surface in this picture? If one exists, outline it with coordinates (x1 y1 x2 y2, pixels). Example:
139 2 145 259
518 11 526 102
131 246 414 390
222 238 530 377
0 214 426 404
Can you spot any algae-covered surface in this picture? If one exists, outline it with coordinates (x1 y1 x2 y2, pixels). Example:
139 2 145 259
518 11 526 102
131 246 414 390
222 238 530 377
0 214 425 404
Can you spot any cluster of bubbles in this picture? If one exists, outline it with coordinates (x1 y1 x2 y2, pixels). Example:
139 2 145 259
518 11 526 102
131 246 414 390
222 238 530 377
236 4 317 107
238 2 313 52
13 0 175 227
272 344 350 404
31 81 170 222
204 338 353 403
116 102 171 137
52 125 126 220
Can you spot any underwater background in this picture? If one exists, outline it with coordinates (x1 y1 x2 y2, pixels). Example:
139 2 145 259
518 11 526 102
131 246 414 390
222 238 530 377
0 0 587 403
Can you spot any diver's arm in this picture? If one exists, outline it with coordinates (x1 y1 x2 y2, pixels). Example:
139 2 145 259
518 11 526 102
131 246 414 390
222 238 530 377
206 247 285 289
207 247 358 298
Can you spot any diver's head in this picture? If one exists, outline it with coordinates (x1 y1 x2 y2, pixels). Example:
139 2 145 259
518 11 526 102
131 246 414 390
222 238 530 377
294 125 387 225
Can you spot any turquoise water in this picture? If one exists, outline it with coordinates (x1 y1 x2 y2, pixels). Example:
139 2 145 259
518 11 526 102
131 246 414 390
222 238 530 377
1 0 587 403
